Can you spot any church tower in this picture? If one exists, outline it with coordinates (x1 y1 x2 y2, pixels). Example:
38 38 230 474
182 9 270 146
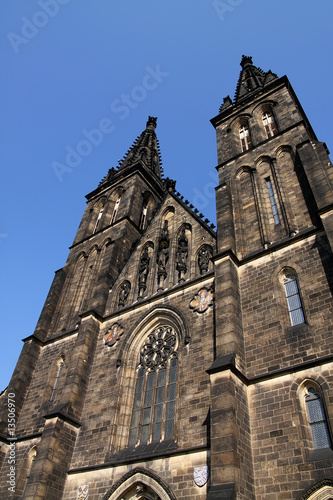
1 57 333 500
208 55 333 498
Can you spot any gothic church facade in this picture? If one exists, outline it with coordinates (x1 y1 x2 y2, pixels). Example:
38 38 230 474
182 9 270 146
1 56 333 499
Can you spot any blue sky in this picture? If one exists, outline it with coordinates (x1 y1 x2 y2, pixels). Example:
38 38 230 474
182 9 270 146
1 1 332 390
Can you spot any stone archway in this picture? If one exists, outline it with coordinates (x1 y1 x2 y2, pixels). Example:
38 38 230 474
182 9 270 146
307 487 333 500
104 468 176 500
298 480 333 500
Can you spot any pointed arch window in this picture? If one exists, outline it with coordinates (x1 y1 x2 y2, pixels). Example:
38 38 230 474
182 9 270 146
262 112 277 138
93 204 105 233
129 326 178 446
50 358 64 402
239 124 251 152
21 447 37 497
283 272 305 326
304 384 332 450
266 177 280 224
111 196 121 225
140 200 148 230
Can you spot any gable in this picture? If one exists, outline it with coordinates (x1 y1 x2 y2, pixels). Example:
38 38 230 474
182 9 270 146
105 193 216 314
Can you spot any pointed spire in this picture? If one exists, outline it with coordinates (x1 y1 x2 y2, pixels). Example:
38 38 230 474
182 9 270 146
98 116 163 188
233 55 278 104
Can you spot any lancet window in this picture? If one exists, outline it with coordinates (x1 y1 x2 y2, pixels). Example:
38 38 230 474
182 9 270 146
93 204 105 233
111 196 121 224
262 111 277 138
283 271 305 326
266 177 280 224
50 357 64 402
239 123 251 152
304 383 332 450
140 200 148 230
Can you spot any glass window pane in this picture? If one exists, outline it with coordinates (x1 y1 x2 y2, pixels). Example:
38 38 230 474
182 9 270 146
311 422 331 449
131 409 140 428
152 422 162 442
144 389 153 407
167 384 176 401
147 372 155 390
306 396 326 423
166 401 175 420
285 279 298 296
141 424 149 444
128 427 137 446
290 308 305 326
136 375 144 394
170 357 177 368
154 403 163 422
134 391 142 409
165 419 174 439
169 367 177 384
287 294 302 312
156 386 165 404
142 407 151 425
157 369 166 386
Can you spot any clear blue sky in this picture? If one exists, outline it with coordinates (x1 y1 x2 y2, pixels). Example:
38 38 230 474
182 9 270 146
1 1 332 390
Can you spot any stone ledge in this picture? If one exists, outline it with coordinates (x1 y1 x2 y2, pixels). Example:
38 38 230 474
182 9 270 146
207 483 236 499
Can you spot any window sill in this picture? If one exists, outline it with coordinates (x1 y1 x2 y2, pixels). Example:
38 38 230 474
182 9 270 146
105 439 178 465
308 447 333 462
285 322 308 335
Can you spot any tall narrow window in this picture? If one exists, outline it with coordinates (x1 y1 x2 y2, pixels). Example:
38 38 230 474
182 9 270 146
283 273 305 326
93 205 104 233
22 448 37 497
239 124 251 152
140 200 148 230
129 326 178 446
266 177 280 224
305 385 332 449
111 197 121 224
50 358 64 402
262 112 277 138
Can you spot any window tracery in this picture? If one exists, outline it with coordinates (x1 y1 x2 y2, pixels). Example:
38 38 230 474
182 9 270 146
129 326 178 446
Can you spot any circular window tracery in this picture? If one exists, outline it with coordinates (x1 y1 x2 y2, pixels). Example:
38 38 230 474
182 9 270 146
139 326 177 370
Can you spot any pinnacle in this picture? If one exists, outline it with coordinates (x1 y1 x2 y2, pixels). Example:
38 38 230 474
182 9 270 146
231 56 278 105
98 116 163 188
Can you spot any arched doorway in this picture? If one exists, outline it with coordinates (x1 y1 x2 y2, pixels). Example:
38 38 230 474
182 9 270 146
307 487 333 500
298 480 333 500
104 468 176 500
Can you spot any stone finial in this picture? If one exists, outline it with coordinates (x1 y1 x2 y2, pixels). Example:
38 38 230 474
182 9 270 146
240 55 253 68
146 116 157 129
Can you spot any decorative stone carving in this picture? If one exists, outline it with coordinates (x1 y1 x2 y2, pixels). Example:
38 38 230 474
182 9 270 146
77 484 89 500
176 228 188 283
136 483 145 493
118 280 131 308
156 221 169 290
138 247 150 299
198 245 210 274
190 287 214 313
104 323 124 347
139 326 177 370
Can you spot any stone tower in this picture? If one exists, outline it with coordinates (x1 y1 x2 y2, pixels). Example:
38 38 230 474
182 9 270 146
1 57 333 499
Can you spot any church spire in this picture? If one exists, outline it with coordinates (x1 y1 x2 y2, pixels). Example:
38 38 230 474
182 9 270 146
233 55 278 104
98 116 163 188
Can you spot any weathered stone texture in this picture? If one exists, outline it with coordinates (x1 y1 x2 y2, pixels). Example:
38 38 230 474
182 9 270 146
1 59 333 499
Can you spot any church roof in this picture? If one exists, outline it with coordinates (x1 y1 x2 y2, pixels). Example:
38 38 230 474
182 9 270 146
99 116 163 187
219 55 278 112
